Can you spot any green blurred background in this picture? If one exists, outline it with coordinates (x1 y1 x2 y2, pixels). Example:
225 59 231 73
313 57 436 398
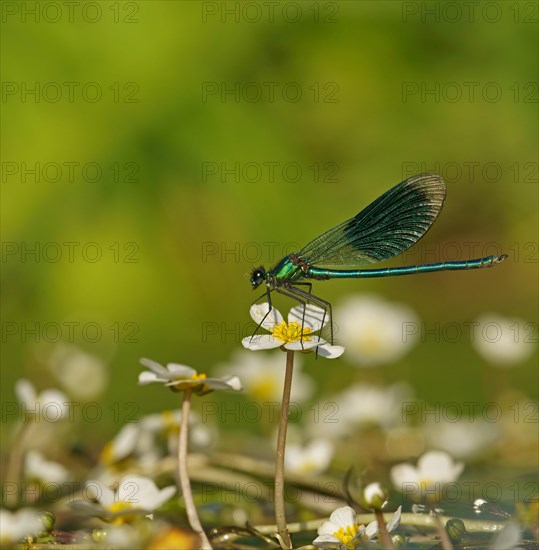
2 1 537 448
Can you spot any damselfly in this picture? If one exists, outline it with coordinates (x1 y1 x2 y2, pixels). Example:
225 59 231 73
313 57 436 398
249 173 507 342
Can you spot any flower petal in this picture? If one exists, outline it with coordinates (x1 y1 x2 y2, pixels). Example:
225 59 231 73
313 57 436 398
201 378 240 391
154 485 177 508
288 304 327 332
328 505 357 529
365 520 379 538
316 343 345 359
313 533 340 548
249 302 283 329
491 520 520 550
139 358 169 375
387 506 402 533
118 476 159 508
138 371 162 384
284 339 320 351
86 480 115 507
220 375 243 391
317 520 338 536
242 334 282 350
38 389 69 419
418 451 463 483
15 379 37 407
166 364 197 378
390 463 419 490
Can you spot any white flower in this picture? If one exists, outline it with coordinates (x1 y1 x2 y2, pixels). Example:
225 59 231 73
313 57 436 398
100 424 142 465
15 379 69 422
138 358 242 394
473 313 537 367
390 451 464 503
0 508 44 545
25 450 69 484
72 475 176 523
310 383 414 440
285 439 334 475
101 410 214 471
216 350 315 402
334 295 419 366
422 418 499 459
46 344 108 400
242 303 344 359
313 505 401 548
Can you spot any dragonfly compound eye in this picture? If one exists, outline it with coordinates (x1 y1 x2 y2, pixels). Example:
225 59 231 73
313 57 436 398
251 268 266 287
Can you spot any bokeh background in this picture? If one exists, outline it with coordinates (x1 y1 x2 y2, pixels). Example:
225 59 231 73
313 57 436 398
2 0 537 522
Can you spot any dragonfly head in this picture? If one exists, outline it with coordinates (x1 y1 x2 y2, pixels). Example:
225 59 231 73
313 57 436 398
250 266 266 289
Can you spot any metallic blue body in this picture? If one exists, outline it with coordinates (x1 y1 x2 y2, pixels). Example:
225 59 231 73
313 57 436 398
305 255 505 279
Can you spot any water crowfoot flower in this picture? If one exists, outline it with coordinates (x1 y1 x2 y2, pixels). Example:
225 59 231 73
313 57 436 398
5 380 70 508
25 450 69 485
0 508 45 546
138 358 240 549
391 451 462 550
241 304 343 547
216 350 315 402
313 505 401 549
334 295 418 366
242 303 344 358
15 379 70 421
390 450 464 503
138 358 241 395
285 439 334 475
72 475 176 524
473 313 536 367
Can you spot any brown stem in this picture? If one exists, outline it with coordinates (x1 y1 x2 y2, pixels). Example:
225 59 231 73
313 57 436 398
4 421 36 508
374 509 395 549
432 508 453 550
274 350 294 549
178 390 212 549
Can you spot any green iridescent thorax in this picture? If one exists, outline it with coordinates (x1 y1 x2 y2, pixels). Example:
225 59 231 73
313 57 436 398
268 256 305 283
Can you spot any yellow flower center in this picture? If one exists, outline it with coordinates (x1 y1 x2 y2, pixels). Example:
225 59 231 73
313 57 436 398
333 524 360 547
109 501 134 514
419 478 442 502
107 501 137 525
161 410 180 435
272 321 313 343
100 441 115 465
252 379 278 401
169 372 209 394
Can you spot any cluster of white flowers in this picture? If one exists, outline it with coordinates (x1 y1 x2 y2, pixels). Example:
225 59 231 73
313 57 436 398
5 293 532 549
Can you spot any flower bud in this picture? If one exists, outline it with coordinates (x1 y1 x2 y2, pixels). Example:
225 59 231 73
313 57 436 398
39 510 55 533
361 482 388 510
446 518 467 543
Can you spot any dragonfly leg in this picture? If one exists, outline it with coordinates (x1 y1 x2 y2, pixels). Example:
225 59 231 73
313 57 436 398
249 287 275 342
287 283 313 343
272 285 311 351
283 284 334 346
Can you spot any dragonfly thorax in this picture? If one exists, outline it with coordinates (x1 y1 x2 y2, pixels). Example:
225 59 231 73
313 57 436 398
250 267 267 289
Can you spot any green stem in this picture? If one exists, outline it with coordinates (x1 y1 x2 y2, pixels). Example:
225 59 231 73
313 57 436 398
4 420 36 508
178 390 212 549
274 350 294 549
374 509 394 549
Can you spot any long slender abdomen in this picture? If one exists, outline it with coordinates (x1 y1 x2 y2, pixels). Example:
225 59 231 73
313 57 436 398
306 254 507 279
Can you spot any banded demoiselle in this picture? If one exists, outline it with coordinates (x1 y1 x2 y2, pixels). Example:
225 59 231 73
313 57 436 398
249 173 507 341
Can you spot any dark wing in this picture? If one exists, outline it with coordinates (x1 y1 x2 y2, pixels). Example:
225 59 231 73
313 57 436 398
298 173 446 267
